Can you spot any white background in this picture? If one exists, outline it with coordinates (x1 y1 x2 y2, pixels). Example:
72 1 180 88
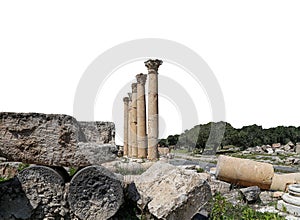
1 1 300 144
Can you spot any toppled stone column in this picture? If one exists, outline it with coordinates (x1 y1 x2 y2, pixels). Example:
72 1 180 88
128 93 133 158
131 83 138 158
68 165 124 220
216 155 274 190
123 97 130 157
0 166 68 219
0 112 117 167
145 59 163 160
136 73 148 158
270 173 300 191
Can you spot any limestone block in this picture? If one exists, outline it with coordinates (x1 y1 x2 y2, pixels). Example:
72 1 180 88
78 121 115 144
0 112 117 167
135 161 212 219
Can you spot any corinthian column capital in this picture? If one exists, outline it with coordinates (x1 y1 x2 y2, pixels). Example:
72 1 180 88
131 83 137 93
144 59 163 73
136 73 147 85
128 93 132 101
123 97 129 103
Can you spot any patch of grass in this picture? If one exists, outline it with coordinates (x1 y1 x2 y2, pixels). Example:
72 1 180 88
0 177 9 182
18 163 29 172
210 193 285 220
196 167 204 173
69 167 77 176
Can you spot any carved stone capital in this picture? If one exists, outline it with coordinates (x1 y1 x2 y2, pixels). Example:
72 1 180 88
131 83 137 93
136 73 147 85
144 59 163 73
128 93 132 101
123 97 129 103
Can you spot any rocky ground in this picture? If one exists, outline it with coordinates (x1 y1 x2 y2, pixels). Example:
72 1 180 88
1 141 300 219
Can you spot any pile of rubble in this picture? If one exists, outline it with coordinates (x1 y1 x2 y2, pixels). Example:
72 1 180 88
244 141 300 155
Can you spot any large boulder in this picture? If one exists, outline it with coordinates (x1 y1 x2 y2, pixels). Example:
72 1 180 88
134 161 212 220
0 112 117 167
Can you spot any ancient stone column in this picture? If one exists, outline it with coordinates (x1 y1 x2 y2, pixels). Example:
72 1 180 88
123 97 129 157
136 73 148 158
145 59 163 160
127 93 132 158
131 83 138 158
69 165 124 219
216 155 274 190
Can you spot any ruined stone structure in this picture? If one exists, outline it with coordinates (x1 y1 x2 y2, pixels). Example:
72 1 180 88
145 59 163 160
123 97 129 156
136 73 148 158
123 59 163 160
0 112 122 219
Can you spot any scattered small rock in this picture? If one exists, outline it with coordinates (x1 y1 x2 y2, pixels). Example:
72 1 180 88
240 186 261 203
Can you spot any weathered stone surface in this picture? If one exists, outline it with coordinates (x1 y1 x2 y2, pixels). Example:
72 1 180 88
158 147 170 156
0 162 21 179
216 155 274 189
270 173 300 191
123 97 129 156
135 161 212 220
209 179 231 196
78 121 115 144
277 200 300 217
0 112 117 167
75 143 117 166
0 166 68 220
0 177 33 219
272 143 281 148
136 73 148 159
68 165 124 220
295 144 300 153
277 184 300 216
146 59 162 160
259 191 275 205
240 186 261 203
130 83 138 158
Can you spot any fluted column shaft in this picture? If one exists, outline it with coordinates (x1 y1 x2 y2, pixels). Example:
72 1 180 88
136 73 148 158
145 59 163 160
131 83 138 158
127 93 132 158
123 97 129 157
